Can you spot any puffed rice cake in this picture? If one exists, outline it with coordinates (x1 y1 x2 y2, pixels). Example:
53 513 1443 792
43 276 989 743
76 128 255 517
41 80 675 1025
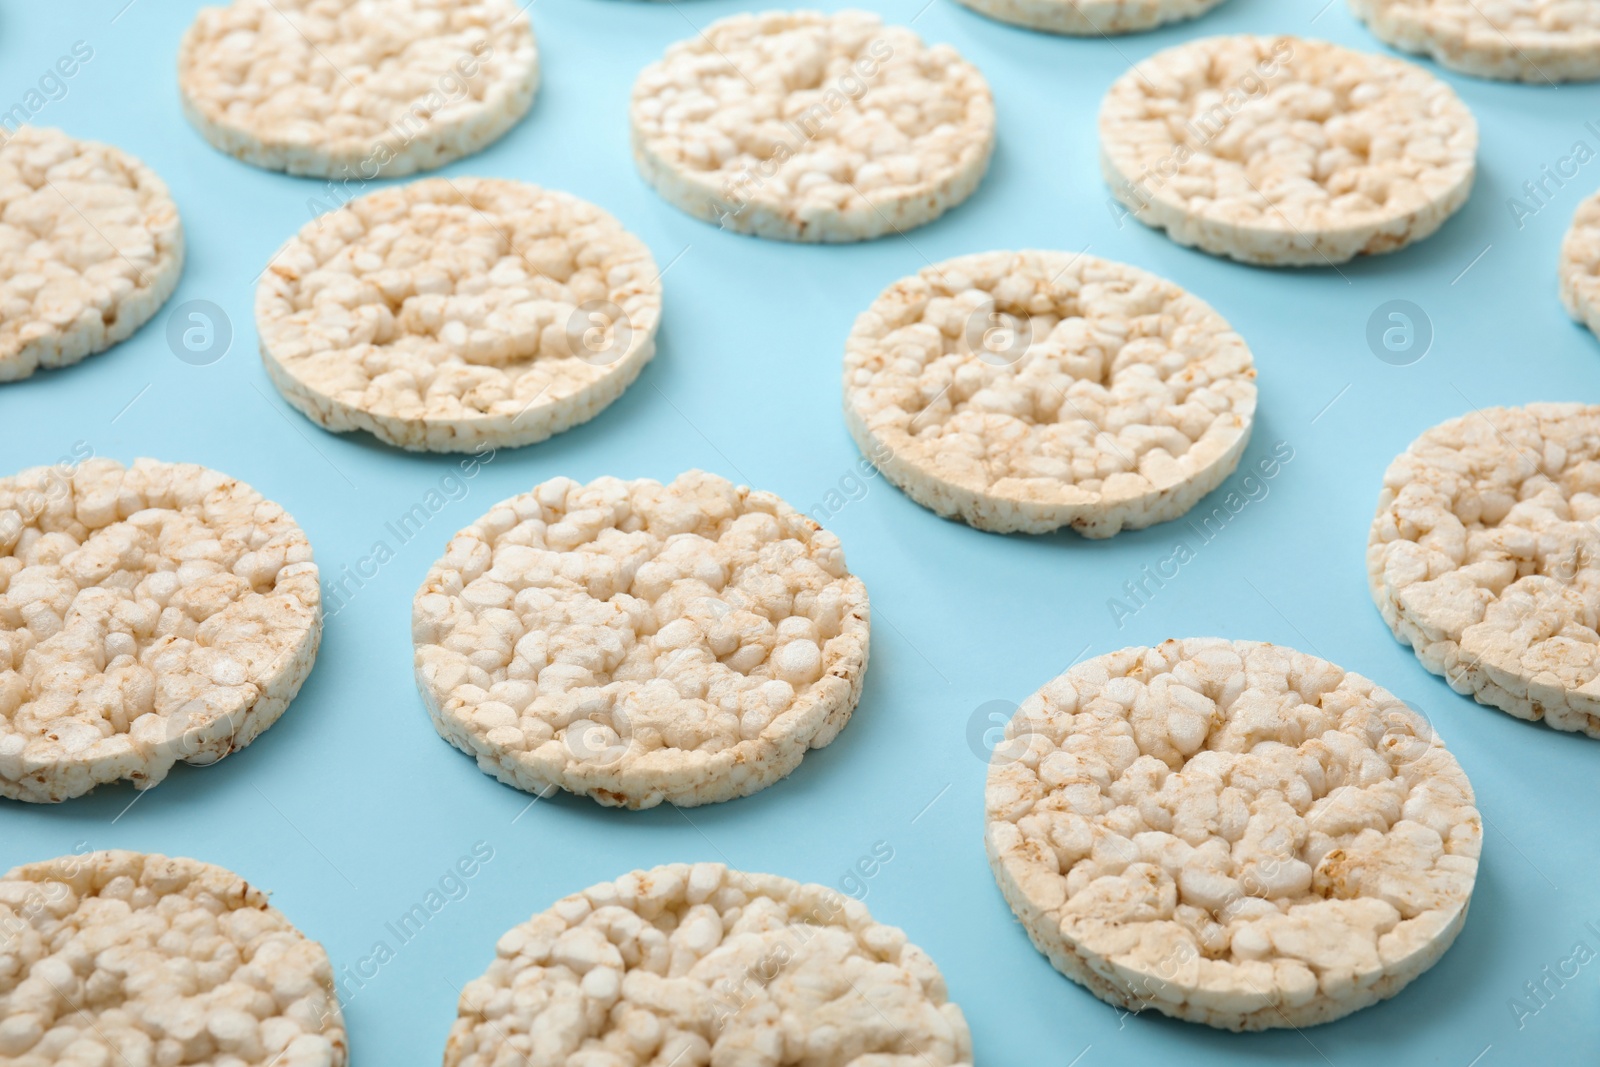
0 459 322 803
1099 36 1478 266
444 863 971 1066
1559 189 1600 341
630 9 995 242
412 471 870 808
1369 403 1600 738
257 177 662 453
1350 0 1600 83
0 850 347 1065
952 0 1227 37
986 638 1481 1030
842 250 1257 536
177 0 538 178
0 126 184 383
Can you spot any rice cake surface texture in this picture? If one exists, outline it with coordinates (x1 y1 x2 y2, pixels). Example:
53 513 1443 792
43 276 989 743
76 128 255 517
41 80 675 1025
0 126 184 383
1369 403 1600 737
1349 0 1600 82
444 863 971 1066
0 850 347 1066
1099 35 1478 266
1559 190 1600 342
257 177 661 453
952 0 1227 37
412 471 870 808
0 458 322 803
178 0 538 177
630 9 995 242
842 250 1257 536
985 638 1481 1030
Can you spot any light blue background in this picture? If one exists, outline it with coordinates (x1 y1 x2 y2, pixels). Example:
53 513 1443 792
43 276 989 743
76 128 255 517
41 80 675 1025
3 0 1598 1062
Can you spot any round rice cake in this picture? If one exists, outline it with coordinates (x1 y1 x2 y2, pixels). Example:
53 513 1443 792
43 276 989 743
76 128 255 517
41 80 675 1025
256 177 661 453
177 0 538 178
1099 35 1478 267
412 471 870 808
1369 403 1600 738
985 638 1481 1030
1350 0 1600 83
0 850 347 1065
0 458 321 803
0 126 184 383
444 863 971 1066
1559 190 1600 341
629 9 995 242
842 250 1257 537
951 0 1227 37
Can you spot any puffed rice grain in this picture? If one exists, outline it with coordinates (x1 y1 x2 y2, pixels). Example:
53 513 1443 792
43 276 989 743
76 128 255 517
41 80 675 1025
0 459 321 803
1558 189 1600 343
1369 403 1600 737
412 471 869 808
842 250 1257 536
257 178 661 453
178 0 538 178
986 638 1481 1029
630 10 995 242
0 850 347 1065
952 0 1226 37
1099 36 1477 266
445 863 970 1066
1350 0 1600 83
0 127 183 383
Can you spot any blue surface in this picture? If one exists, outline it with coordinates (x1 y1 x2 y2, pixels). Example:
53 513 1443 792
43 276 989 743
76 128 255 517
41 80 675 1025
3 0 1598 1062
